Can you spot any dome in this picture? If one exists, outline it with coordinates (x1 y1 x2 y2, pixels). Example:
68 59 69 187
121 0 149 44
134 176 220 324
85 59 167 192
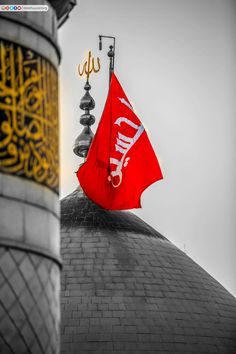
60 188 236 353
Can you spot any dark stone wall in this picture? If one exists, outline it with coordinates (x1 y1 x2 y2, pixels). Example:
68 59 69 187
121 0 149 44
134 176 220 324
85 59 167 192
60 189 236 354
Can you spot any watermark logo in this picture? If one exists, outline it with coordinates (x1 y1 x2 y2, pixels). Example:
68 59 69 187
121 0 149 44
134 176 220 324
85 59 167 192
0 4 48 11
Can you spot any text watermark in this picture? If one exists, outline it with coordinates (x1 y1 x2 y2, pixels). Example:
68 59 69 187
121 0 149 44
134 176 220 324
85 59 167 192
0 5 48 12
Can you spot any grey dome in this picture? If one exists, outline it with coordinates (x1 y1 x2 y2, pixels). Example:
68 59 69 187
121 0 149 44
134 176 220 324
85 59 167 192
61 188 236 353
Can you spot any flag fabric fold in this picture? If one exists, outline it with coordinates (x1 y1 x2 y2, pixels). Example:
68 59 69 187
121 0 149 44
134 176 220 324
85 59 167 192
77 73 163 210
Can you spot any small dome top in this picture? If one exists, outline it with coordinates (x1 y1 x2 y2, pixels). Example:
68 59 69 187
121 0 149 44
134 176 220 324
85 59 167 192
61 187 166 239
61 188 236 354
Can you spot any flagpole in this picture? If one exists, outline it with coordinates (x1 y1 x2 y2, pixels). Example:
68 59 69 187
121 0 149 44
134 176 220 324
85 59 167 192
99 35 116 84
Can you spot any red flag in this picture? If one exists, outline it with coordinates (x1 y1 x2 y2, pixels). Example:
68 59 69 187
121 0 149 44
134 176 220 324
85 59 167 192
77 73 163 210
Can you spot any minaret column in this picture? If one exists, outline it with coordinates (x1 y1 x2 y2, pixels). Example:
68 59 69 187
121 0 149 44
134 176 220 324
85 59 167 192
0 2 61 353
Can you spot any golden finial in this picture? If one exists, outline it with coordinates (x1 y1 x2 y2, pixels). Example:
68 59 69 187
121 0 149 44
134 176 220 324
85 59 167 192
78 51 100 81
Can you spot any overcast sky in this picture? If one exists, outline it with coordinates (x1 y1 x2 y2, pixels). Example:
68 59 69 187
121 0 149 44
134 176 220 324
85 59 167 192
59 0 236 297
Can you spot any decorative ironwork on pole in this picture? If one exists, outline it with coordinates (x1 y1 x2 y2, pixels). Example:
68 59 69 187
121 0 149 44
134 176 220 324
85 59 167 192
73 51 100 158
99 35 116 83
73 36 116 159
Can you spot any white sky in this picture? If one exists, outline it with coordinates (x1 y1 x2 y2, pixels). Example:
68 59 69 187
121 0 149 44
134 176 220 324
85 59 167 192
59 0 236 297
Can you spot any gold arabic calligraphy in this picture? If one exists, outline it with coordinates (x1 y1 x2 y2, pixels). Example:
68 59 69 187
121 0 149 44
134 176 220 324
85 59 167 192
0 40 59 193
78 51 100 81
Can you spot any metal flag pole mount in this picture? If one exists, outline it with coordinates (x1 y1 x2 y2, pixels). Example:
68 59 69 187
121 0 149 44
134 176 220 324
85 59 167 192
99 35 116 84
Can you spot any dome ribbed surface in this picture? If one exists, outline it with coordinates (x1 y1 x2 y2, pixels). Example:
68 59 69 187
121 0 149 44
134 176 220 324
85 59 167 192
61 188 236 354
